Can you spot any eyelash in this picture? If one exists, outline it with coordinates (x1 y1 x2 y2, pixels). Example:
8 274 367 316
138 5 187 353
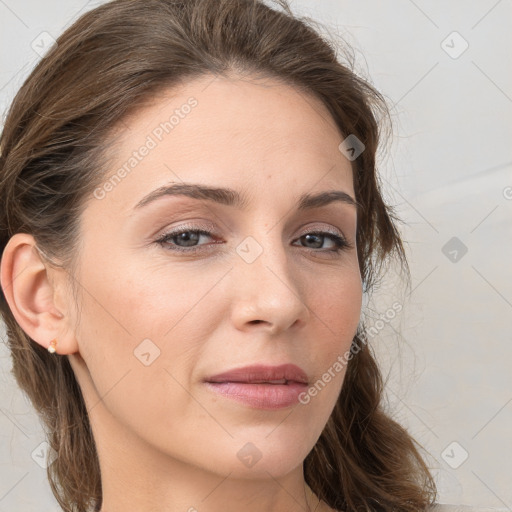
154 225 353 255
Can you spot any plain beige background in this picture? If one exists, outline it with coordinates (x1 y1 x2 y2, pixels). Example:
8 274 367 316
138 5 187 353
1 1 511 510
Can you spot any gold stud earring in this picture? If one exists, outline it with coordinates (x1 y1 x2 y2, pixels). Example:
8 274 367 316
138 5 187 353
48 338 57 353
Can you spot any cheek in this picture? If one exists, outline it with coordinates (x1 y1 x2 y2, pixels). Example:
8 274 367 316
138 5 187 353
70 261 208 440
72 256 228 390
307 275 361 396
309 267 362 344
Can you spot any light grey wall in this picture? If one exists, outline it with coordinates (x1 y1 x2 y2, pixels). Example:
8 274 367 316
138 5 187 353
1 1 511 510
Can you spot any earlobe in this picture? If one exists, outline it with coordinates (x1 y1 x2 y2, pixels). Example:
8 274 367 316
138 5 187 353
0 233 78 354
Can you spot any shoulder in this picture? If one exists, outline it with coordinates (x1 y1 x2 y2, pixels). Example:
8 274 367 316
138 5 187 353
428 505 509 512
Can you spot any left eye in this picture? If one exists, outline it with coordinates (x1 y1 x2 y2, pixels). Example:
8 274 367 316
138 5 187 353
155 228 351 253
296 232 350 251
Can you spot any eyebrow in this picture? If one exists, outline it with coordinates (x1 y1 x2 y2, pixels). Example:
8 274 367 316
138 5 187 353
133 182 361 211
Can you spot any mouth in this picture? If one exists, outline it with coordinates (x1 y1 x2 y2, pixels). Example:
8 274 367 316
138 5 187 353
203 380 309 409
204 363 310 386
237 379 289 384
207 379 301 385
203 364 310 409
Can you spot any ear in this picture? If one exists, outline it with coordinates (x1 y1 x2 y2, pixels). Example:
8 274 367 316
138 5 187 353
0 233 79 354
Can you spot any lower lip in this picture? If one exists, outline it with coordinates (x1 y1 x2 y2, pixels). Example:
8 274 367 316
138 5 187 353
204 381 308 409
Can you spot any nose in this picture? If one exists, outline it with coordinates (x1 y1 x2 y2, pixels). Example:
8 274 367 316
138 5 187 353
229 237 310 335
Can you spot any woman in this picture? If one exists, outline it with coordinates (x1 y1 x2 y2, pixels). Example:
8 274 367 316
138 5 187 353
0 0 471 510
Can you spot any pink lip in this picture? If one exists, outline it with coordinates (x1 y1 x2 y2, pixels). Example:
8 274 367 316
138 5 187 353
204 364 309 410
205 364 309 385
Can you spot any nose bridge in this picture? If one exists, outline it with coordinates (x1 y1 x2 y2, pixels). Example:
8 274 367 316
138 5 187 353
230 230 309 331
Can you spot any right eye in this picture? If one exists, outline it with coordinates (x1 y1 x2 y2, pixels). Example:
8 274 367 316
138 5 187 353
155 227 219 253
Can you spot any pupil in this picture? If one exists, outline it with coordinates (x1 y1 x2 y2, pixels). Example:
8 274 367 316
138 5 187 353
305 234 321 248
178 231 199 246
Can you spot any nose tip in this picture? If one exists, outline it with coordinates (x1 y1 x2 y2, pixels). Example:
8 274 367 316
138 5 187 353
230 254 309 334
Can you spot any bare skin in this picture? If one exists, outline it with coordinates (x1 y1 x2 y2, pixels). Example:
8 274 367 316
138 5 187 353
1 73 360 512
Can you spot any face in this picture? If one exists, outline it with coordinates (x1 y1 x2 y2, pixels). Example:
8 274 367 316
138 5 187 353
66 74 362 480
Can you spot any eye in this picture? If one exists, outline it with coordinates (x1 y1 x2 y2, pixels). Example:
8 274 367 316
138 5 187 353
155 226 218 253
293 230 352 253
154 226 353 254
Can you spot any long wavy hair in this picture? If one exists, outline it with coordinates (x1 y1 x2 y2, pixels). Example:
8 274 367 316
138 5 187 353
0 0 437 510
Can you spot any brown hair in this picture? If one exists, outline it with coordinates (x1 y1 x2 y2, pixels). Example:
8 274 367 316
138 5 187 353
0 0 437 510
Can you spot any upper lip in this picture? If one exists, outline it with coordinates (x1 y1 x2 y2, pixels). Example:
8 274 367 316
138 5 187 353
205 364 309 385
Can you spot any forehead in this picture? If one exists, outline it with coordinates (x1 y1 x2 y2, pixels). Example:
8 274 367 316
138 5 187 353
116 74 345 153
92 74 355 213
